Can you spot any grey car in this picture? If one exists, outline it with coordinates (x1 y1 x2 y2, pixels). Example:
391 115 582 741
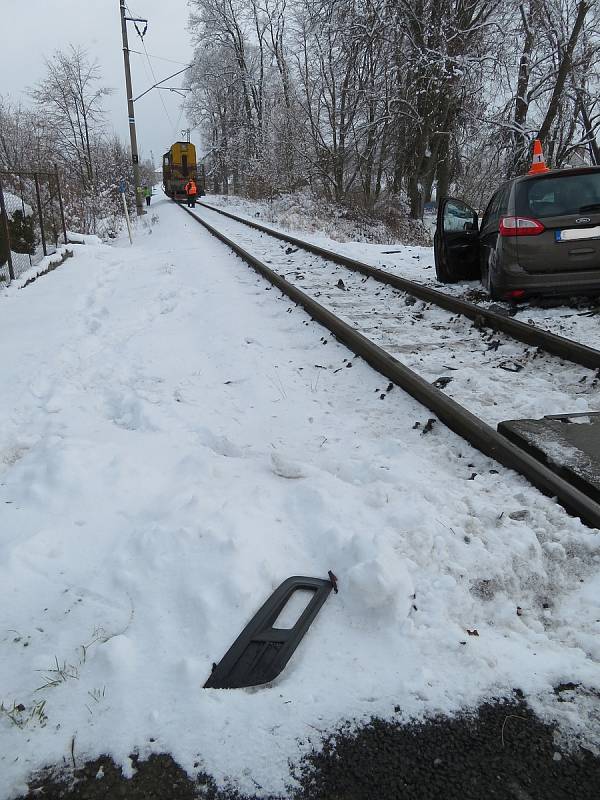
434 166 600 300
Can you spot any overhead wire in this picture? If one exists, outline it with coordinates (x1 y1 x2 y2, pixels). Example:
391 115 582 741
126 3 176 131
126 3 194 150
172 103 186 142
128 50 189 67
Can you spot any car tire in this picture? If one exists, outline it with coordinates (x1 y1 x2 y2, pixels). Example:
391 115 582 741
483 260 501 300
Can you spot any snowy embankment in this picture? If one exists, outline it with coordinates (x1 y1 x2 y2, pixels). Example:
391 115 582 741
3 246 75 290
0 197 599 797
205 191 431 246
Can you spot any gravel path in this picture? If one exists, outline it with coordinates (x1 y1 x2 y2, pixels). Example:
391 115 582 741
20 700 600 799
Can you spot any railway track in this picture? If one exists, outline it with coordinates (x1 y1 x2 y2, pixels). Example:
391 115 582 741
196 200 600 370
178 200 600 529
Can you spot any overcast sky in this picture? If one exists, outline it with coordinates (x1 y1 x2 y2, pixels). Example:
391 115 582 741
1 0 197 167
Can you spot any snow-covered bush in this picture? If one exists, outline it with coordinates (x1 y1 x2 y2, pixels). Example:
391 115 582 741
0 192 36 267
216 188 431 245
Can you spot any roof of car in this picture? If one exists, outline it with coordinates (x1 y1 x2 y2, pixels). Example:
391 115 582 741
513 165 600 184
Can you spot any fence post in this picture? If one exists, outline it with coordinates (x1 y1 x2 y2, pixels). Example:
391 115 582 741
0 176 15 282
54 165 68 245
33 173 47 257
46 171 58 247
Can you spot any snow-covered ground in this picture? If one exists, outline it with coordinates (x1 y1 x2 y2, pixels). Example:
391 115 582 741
1 196 599 798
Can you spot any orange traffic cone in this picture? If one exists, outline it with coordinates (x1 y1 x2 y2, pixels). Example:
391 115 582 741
528 139 550 174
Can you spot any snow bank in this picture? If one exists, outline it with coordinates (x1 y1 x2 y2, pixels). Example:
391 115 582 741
66 231 103 246
207 189 431 246
1 246 73 291
2 191 34 219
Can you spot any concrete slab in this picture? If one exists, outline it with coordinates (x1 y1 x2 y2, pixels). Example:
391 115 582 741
498 412 600 505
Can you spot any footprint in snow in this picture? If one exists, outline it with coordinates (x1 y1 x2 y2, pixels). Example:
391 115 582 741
197 428 243 458
270 453 306 479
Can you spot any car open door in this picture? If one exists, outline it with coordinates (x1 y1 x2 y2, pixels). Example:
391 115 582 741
434 197 480 283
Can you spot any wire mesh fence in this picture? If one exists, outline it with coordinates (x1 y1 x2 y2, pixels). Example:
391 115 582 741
0 169 67 284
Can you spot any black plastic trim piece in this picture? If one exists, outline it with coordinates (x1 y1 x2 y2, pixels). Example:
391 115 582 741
182 204 600 529
204 576 334 689
196 200 600 371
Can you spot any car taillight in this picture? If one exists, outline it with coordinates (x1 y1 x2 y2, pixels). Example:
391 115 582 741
505 289 526 300
499 216 545 236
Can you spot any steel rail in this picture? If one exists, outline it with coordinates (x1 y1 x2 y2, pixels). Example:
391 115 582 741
181 204 600 529
196 200 600 372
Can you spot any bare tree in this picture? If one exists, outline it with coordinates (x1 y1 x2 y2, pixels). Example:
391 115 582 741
30 46 111 190
188 0 600 219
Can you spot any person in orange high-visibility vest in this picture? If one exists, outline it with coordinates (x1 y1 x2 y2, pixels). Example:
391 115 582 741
184 179 198 208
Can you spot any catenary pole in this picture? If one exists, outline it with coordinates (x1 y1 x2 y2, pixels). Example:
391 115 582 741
119 0 143 216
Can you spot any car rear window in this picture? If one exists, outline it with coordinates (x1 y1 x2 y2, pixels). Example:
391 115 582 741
516 171 600 218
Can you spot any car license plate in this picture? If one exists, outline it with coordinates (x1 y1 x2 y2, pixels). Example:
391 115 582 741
556 226 600 242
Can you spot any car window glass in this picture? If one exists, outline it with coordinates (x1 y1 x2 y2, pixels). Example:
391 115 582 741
487 192 500 228
498 184 510 214
484 184 511 230
517 172 600 218
481 193 496 229
443 200 476 232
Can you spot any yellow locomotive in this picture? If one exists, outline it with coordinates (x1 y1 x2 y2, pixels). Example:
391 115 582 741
162 141 206 200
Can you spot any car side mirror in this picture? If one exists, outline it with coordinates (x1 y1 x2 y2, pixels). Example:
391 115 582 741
463 221 477 232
